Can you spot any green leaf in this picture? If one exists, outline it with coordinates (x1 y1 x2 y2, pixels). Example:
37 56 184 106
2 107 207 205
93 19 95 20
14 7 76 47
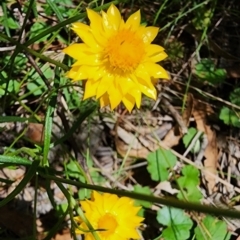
157 207 193 240
133 185 152 208
219 107 240 128
192 8 212 30
29 22 51 42
27 63 54 96
219 88 240 128
230 88 240 105
147 148 177 181
0 155 32 166
0 16 20 29
182 127 201 153
195 59 226 85
177 165 202 202
195 215 231 240
183 128 197 147
55 202 69 215
78 188 91 200
66 160 83 180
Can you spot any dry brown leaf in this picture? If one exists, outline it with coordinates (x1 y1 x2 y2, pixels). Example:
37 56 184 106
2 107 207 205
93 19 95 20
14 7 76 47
115 94 193 158
26 123 44 144
193 100 218 193
115 137 150 159
54 229 73 240
161 126 182 148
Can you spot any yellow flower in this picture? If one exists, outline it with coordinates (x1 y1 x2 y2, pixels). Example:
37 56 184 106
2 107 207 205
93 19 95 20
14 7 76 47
75 191 144 240
63 4 169 111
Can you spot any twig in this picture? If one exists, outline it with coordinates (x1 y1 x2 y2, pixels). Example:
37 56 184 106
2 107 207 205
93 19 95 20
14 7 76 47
183 130 203 157
162 97 188 134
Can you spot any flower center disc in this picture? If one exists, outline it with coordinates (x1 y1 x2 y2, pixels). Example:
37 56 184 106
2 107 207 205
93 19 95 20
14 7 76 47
106 30 145 73
98 213 118 237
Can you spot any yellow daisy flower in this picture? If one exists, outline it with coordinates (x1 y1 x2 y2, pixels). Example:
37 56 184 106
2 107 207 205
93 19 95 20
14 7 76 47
63 4 169 111
75 191 144 240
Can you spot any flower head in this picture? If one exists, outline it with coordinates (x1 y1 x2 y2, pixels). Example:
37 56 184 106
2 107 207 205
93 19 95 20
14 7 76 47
63 4 169 111
75 191 144 240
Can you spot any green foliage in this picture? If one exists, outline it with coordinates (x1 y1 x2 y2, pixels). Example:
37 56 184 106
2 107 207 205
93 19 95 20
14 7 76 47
29 22 51 42
133 184 152 208
167 39 184 61
157 207 193 240
0 16 20 30
66 157 104 185
0 0 237 239
194 215 231 240
27 63 53 96
0 77 20 96
177 165 202 202
192 6 212 30
182 127 201 154
78 188 91 200
44 0 76 18
66 160 83 180
219 107 240 127
195 59 226 85
62 81 84 110
147 148 177 181
219 88 240 127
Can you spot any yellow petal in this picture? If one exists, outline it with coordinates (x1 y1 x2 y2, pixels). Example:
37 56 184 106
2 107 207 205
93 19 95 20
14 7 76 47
144 62 169 79
146 44 165 56
72 54 101 66
151 77 159 85
66 66 77 79
101 11 115 35
73 28 100 50
81 201 92 213
72 22 89 31
63 43 91 60
122 94 136 112
137 26 159 44
118 77 135 95
70 65 103 80
83 80 99 99
73 69 88 81
126 10 141 31
87 8 102 30
135 65 151 86
149 51 168 63
130 89 142 108
138 82 157 99
121 227 141 239
99 92 110 108
90 67 105 81
96 75 113 98
87 9 107 46
102 193 119 211
106 4 121 30
108 86 122 110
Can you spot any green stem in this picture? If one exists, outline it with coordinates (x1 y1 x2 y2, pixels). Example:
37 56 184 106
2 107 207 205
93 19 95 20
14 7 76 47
40 172 240 219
